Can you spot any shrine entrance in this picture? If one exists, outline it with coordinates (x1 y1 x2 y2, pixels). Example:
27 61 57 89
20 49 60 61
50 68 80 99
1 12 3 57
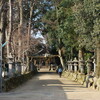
28 55 60 71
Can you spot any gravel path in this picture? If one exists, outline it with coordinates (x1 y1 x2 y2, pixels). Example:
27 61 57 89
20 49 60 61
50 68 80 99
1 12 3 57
0 68 100 100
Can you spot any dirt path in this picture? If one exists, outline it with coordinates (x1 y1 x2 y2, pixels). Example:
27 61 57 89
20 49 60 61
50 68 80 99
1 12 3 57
0 68 100 100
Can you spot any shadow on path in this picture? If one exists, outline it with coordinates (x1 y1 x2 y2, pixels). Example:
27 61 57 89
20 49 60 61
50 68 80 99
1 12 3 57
0 71 68 100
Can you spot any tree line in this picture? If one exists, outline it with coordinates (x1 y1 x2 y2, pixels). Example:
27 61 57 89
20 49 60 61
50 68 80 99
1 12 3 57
0 0 53 73
0 0 100 76
42 0 100 77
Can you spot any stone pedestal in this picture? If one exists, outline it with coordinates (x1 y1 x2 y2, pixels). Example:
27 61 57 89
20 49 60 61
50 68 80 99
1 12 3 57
79 58 85 74
86 58 92 75
8 60 14 77
7 54 14 77
70 63 73 71
17 62 21 75
68 60 73 72
67 61 70 71
30 62 33 71
21 64 26 74
73 58 78 72
4 64 9 78
15 62 21 75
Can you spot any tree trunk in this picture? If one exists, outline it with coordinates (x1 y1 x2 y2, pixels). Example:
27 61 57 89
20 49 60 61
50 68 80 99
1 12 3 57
96 43 100 77
6 0 12 57
58 48 65 69
0 33 2 92
78 49 84 73
26 0 36 72
70 47 73 59
0 0 3 36
27 0 36 47
18 0 23 61
0 0 3 92
78 49 84 60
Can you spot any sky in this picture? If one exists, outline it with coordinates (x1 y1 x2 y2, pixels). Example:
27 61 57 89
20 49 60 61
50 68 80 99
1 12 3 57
33 31 46 44
35 31 44 38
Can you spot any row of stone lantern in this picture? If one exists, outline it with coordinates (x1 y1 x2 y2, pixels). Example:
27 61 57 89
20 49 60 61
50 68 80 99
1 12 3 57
67 58 78 72
5 62 21 78
3 60 34 78
2 54 22 78
67 57 96 75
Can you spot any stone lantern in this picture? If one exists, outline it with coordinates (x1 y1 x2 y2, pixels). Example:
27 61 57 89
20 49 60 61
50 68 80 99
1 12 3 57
86 58 92 75
15 61 21 76
73 57 78 72
79 58 85 74
68 59 73 72
7 53 14 77
67 61 70 71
